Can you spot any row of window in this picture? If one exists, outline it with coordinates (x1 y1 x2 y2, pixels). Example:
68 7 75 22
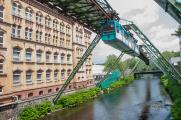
12 25 72 47
12 2 71 34
13 69 72 84
13 47 72 63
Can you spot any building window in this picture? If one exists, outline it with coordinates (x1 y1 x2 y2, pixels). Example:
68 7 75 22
37 70 42 81
36 50 42 63
46 51 51 63
67 54 71 63
66 25 71 35
28 93 33 98
60 22 65 33
0 59 3 74
0 6 4 20
12 3 21 16
26 70 32 83
36 12 43 24
60 53 65 64
39 91 43 96
54 53 58 63
56 88 59 92
48 89 52 93
61 69 65 80
0 87 3 95
12 25 21 38
46 69 51 81
25 28 32 40
25 49 32 62
67 69 71 76
13 47 21 62
54 70 58 81
25 8 33 20
36 31 42 42
45 16 51 27
13 70 21 84
0 31 4 47
53 19 58 30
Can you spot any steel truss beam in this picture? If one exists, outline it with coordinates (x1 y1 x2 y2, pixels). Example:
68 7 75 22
37 0 118 33
53 34 101 104
128 23 181 83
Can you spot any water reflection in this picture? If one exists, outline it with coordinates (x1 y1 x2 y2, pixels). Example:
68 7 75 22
42 75 171 120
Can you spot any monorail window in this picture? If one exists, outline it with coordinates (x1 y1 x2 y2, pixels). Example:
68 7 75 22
103 23 114 33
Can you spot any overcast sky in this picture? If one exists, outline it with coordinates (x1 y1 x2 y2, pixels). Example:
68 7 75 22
92 0 180 64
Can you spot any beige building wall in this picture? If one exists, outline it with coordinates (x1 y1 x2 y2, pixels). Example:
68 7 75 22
0 0 94 104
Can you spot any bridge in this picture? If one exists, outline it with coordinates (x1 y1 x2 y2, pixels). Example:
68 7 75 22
37 0 181 104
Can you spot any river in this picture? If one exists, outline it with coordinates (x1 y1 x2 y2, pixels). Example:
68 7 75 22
42 74 172 120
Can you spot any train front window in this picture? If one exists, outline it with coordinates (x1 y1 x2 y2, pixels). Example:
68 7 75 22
103 23 114 33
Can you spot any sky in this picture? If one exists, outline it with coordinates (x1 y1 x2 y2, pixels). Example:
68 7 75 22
92 0 180 64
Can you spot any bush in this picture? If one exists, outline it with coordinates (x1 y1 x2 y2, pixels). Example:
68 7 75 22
57 87 101 108
172 99 181 120
18 106 39 120
160 75 181 120
35 101 52 116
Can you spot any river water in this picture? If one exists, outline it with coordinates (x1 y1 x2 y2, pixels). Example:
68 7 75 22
42 74 172 120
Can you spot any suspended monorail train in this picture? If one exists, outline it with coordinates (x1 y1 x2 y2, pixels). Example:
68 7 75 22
101 20 149 65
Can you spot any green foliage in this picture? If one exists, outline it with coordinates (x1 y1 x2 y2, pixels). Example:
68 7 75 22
57 87 101 108
18 88 101 120
160 75 181 120
172 99 181 120
18 106 39 120
35 101 52 116
162 51 179 61
109 76 134 90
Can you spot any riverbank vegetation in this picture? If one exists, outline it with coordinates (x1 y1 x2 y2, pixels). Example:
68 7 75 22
109 75 134 90
160 75 181 120
18 87 101 120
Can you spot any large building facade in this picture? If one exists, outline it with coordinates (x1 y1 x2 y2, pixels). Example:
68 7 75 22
0 0 94 104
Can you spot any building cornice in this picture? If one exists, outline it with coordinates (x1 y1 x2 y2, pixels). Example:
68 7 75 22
20 0 75 25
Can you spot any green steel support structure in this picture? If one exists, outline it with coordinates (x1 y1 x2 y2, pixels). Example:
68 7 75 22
127 23 181 83
53 35 101 103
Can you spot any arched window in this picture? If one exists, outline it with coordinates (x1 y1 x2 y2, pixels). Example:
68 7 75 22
39 91 43 96
25 48 33 62
56 87 59 92
0 58 4 74
36 50 42 63
45 15 51 27
13 47 21 62
0 30 4 47
60 53 65 64
26 70 33 83
54 69 59 81
12 2 21 16
67 54 71 63
54 52 58 63
36 11 43 24
46 51 51 63
25 7 33 20
28 92 33 98
37 69 43 81
66 25 71 35
67 69 71 76
48 89 52 93
46 69 51 81
61 69 65 80
13 70 21 84
0 6 4 20
60 22 65 33
53 19 58 30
